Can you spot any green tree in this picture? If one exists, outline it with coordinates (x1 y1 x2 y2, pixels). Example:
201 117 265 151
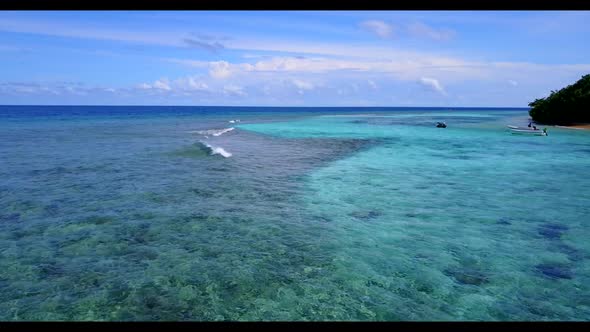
529 74 590 125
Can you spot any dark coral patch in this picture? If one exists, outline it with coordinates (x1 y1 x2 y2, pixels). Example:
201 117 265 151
38 262 66 278
349 210 383 220
126 246 159 261
0 213 20 222
535 263 573 280
190 188 215 198
538 223 568 240
44 204 60 217
444 267 490 286
84 215 116 225
107 282 132 302
314 216 331 223
556 243 585 262
367 211 382 218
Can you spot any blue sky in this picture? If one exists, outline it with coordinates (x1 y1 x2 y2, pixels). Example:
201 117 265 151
1 10 589 106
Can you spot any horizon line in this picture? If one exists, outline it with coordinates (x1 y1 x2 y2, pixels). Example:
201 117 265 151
0 105 531 109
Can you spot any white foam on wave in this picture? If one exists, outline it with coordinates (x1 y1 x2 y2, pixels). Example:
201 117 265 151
320 113 493 118
189 127 235 137
201 141 232 158
319 114 379 118
213 127 235 136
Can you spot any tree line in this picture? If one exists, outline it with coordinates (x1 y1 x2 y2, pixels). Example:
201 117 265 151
529 74 590 125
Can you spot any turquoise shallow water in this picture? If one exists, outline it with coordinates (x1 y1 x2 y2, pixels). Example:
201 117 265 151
1 106 589 320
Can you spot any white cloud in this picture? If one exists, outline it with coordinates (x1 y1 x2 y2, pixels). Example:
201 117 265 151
153 79 171 91
0 16 406 59
360 20 394 39
0 17 183 47
14 86 36 93
167 58 209 68
204 38 440 60
291 79 314 91
6 53 590 107
419 77 447 95
166 55 590 97
407 22 455 41
175 76 209 91
39 86 60 95
188 78 209 90
67 86 87 95
137 79 172 91
223 84 246 97
243 56 355 73
0 82 112 96
169 55 488 83
209 61 232 79
242 53 268 59
183 37 225 53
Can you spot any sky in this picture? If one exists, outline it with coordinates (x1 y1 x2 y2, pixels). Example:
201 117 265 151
0 10 589 107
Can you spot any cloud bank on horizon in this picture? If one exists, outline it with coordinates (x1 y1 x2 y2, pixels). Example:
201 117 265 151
0 11 589 106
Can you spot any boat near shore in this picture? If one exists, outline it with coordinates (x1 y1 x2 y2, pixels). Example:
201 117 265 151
507 125 548 136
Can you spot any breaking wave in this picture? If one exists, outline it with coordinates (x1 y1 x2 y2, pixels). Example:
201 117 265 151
189 127 235 137
197 141 232 158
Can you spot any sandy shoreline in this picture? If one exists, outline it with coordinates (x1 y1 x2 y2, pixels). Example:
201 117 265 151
555 124 590 130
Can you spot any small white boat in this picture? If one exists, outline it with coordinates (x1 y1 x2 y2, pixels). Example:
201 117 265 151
507 125 547 136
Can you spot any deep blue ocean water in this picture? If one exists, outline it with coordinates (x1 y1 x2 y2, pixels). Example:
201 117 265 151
1 105 589 321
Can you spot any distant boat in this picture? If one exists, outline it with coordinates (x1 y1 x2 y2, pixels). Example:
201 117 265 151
507 125 547 136
436 122 447 128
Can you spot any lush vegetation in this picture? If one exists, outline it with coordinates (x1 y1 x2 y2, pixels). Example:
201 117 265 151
529 74 590 125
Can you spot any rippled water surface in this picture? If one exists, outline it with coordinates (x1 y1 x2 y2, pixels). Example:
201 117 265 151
1 106 589 320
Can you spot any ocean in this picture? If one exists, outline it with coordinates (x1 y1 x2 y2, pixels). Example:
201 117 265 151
1 105 589 320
